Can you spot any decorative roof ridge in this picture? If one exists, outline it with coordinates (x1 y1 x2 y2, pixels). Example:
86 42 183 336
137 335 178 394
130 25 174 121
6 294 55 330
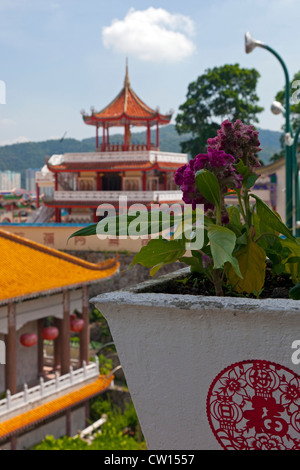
0 229 118 272
88 61 172 121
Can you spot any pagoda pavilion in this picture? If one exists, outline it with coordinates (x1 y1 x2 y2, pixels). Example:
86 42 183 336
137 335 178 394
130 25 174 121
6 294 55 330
39 63 188 223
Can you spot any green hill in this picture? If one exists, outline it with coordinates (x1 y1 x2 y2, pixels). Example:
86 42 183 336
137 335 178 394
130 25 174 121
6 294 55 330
0 125 282 188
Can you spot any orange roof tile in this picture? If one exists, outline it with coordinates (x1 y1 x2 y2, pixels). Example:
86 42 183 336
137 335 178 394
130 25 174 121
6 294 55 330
83 64 172 127
0 374 113 439
0 230 119 304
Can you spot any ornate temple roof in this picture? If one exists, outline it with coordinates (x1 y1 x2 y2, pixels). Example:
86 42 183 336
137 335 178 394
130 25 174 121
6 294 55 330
0 230 119 304
82 63 172 128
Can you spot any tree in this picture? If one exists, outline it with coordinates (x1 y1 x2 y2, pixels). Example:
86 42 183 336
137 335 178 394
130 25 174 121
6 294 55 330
175 64 264 155
275 70 300 134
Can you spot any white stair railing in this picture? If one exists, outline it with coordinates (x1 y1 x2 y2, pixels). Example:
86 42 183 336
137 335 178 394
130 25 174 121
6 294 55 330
0 357 100 417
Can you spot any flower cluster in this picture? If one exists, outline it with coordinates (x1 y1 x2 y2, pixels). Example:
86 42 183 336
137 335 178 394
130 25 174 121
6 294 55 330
207 119 262 172
174 147 242 220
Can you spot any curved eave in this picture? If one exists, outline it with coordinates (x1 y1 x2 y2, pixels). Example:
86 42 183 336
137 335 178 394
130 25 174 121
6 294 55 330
46 160 182 173
83 112 172 127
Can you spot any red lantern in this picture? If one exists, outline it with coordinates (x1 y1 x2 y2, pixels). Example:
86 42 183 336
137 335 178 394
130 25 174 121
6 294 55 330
20 333 38 347
42 326 59 340
70 318 85 332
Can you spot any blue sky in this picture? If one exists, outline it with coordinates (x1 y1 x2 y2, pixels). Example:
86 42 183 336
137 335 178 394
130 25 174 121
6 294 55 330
0 0 299 146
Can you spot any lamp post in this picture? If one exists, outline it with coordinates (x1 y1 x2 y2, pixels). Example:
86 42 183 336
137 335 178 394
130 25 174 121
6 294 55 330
245 32 294 230
271 101 300 236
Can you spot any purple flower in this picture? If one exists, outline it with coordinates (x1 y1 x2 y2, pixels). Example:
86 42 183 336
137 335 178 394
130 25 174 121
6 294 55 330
207 119 262 173
174 147 242 218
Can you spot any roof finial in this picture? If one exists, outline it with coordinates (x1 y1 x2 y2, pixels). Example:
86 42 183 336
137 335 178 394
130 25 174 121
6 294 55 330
124 57 130 88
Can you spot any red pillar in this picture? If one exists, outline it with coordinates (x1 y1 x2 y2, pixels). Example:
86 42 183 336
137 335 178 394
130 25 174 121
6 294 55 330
102 125 106 151
54 173 58 191
147 123 151 150
37 319 44 377
96 173 102 191
36 183 40 209
96 125 99 149
61 290 70 376
53 317 61 372
124 124 128 151
142 171 147 191
80 285 90 366
55 208 61 223
107 127 110 147
5 302 17 395
164 172 168 190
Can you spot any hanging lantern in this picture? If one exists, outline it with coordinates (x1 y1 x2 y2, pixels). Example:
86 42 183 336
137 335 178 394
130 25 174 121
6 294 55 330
20 333 38 347
42 326 59 340
70 314 77 326
70 318 85 333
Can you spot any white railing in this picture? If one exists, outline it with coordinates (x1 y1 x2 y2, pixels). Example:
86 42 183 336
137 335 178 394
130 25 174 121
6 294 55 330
35 171 55 184
48 150 188 166
0 357 99 417
52 190 183 203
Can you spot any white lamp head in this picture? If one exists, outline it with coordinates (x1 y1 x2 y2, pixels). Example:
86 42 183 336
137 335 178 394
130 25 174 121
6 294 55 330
245 32 264 53
271 101 286 115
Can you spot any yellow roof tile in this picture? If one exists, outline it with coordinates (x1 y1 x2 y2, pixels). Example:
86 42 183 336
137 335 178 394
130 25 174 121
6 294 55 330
0 374 113 439
0 230 119 303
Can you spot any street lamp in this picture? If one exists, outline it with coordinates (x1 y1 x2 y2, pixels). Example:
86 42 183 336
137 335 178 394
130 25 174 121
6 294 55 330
271 101 300 236
271 101 286 116
245 32 294 230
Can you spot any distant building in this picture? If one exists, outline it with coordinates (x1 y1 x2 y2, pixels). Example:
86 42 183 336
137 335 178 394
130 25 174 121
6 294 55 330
0 171 21 191
25 168 40 193
37 64 187 223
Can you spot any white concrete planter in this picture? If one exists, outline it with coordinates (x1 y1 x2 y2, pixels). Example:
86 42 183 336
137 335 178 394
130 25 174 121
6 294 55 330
91 268 300 451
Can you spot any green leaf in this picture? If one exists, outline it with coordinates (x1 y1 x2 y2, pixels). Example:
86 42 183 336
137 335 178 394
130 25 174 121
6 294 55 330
68 223 97 240
250 193 296 241
234 159 249 180
207 224 242 277
289 282 300 300
225 238 266 294
130 238 186 275
179 255 204 274
195 169 221 210
279 238 300 283
246 173 259 189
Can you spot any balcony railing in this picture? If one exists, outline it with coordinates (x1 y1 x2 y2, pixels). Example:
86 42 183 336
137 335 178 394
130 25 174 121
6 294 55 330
0 358 99 417
49 190 184 203
48 150 188 166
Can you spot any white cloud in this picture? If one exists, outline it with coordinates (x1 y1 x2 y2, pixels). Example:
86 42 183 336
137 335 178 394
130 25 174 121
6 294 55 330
102 7 196 63
0 136 31 146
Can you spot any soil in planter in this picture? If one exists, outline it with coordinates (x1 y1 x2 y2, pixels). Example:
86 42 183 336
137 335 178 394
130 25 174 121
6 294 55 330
146 263 295 299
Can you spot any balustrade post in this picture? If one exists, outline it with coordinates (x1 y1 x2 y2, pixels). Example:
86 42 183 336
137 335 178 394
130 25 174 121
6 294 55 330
95 355 99 372
40 377 44 397
55 371 59 390
24 384 28 403
6 390 11 410
69 366 73 384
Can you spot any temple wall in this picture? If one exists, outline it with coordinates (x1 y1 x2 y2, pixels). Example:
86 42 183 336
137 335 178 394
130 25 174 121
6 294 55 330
0 223 148 252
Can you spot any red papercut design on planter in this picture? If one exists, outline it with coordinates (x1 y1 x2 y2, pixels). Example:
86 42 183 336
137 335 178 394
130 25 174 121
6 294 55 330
206 360 300 450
